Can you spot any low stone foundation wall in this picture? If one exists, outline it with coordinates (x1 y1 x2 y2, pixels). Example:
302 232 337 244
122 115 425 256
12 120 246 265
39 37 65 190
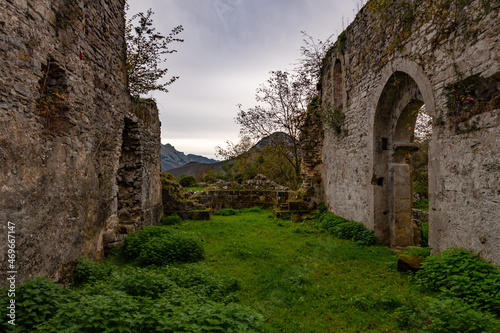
193 190 290 211
164 210 211 220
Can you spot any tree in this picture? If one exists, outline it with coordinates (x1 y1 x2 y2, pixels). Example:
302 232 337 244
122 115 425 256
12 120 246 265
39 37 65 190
126 8 183 98
215 135 297 188
215 136 255 161
236 70 313 188
295 31 335 97
234 32 334 189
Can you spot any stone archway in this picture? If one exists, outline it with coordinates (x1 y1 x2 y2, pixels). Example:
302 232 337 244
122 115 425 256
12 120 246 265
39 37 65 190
372 70 431 247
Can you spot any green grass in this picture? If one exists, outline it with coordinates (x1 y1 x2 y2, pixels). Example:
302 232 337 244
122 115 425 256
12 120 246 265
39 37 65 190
183 186 206 192
6 208 497 332
177 208 430 332
413 198 429 211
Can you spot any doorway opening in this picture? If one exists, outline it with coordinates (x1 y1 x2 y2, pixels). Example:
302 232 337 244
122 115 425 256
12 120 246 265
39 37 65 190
117 118 143 232
373 71 431 247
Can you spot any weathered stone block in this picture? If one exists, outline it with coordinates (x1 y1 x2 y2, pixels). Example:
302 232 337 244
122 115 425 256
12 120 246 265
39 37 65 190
397 254 423 272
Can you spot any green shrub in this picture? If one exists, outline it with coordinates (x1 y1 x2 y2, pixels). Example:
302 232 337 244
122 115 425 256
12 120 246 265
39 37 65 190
423 298 500 332
160 172 177 181
37 290 142 333
317 202 328 214
243 206 264 213
138 231 204 266
318 212 346 230
73 257 114 286
160 264 240 301
394 303 426 329
396 298 500 332
213 208 239 216
318 212 377 246
416 248 500 315
118 226 204 266
311 203 328 219
35 263 259 333
202 170 220 183
413 197 429 211
154 301 263 332
114 267 177 298
159 214 182 226
118 225 171 259
179 175 196 187
0 277 67 332
421 221 429 247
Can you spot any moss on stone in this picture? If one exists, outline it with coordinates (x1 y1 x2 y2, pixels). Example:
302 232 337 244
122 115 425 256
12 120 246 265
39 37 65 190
397 254 423 272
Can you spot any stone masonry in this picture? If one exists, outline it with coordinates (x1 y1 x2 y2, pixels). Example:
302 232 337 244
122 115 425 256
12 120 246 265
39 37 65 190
302 0 499 264
0 0 162 286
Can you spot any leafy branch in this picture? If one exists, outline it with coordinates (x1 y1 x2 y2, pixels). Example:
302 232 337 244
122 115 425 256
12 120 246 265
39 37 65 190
126 9 183 98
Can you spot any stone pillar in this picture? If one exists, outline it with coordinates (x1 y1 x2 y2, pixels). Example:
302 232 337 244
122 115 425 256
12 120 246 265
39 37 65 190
390 163 417 247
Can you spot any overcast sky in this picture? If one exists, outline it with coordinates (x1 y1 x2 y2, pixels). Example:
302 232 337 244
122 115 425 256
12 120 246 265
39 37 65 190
127 0 363 159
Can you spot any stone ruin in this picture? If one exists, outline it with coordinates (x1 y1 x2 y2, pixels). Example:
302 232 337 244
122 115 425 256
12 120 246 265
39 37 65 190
0 0 162 286
301 0 500 264
207 174 289 191
162 174 311 219
0 0 499 288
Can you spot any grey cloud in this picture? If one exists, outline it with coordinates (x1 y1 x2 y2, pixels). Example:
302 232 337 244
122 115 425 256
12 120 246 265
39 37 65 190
127 0 361 158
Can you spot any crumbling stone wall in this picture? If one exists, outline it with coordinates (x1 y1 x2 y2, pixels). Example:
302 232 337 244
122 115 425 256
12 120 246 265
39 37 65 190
304 0 499 264
0 0 162 286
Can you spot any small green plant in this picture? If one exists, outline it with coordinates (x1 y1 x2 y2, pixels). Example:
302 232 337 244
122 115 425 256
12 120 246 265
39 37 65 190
213 208 239 216
0 277 67 332
113 267 176 298
118 225 171 260
336 31 347 54
118 226 204 266
413 197 429 211
160 171 177 181
159 214 182 226
137 231 204 266
37 289 142 333
395 298 500 332
424 298 500 332
160 264 240 301
317 211 378 246
416 248 500 315
401 246 431 259
243 206 264 213
421 221 429 247
36 59 69 132
179 175 196 187
320 102 345 134
73 257 114 286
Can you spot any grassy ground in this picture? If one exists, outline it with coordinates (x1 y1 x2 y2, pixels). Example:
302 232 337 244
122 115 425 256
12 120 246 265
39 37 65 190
183 186 207 192
5 207 497 332
178 208 430 332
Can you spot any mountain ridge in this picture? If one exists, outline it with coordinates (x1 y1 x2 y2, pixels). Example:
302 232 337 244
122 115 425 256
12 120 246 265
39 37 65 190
161 143 218 171
162 132 294 178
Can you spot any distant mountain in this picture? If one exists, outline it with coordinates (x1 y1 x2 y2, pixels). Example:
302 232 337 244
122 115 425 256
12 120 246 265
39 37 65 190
161 133 294 177
253 132 293 150
166 161 225 178
160 144 218 171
